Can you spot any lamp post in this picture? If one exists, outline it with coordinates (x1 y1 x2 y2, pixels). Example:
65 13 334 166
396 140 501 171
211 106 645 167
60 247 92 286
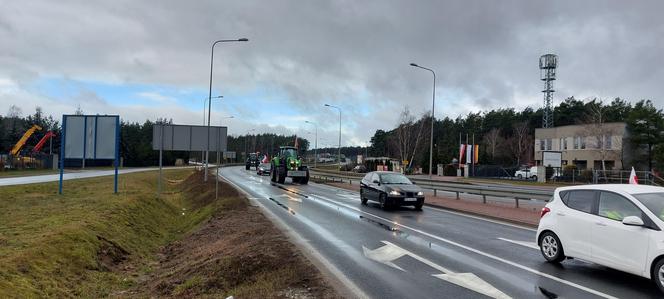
324 104 342 170
305 120 318 169
203 95 223 164
245 129 256 160
204 37 249 182
410 62 436 179
215 115 235 200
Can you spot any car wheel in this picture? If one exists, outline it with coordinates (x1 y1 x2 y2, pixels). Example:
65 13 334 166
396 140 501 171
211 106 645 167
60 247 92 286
379 193 388 210
277 167 286 184
517 174 523 179
532 175 538 181
360 189 368 205
652 259 664 294
414 203 423 211
539 231 565 263
245 164 250 170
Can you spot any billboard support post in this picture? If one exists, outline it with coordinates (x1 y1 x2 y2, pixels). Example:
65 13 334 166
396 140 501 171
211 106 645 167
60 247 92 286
158 124 163 197
58 116 67 194
114 116 120 194
215 128 220 201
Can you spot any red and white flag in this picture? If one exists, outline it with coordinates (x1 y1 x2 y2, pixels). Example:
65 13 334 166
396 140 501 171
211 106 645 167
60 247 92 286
629 167 639 185
261 154 269 163
294 135 299 148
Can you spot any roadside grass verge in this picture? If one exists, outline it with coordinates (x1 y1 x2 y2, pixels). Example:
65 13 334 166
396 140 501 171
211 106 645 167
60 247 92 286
0 168 213 297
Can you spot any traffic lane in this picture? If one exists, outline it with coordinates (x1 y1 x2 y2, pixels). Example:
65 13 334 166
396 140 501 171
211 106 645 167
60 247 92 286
221 168 493 298
224 167 612 298
294 180 663 298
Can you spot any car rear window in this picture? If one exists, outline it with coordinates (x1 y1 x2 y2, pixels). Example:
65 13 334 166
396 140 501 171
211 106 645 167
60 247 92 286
565 190 595 213
634 193 664 222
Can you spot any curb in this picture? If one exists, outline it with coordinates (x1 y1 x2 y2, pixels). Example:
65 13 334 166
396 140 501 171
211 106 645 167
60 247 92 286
423 202 539 228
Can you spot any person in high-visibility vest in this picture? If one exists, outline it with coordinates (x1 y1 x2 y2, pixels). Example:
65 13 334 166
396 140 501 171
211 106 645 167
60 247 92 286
605 210 624 221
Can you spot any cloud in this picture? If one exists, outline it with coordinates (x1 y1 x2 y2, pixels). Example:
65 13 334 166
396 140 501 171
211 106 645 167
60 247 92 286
1 0 663 145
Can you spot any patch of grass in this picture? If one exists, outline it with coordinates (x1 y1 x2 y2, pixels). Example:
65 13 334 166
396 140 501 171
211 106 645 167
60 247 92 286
0 168 216 297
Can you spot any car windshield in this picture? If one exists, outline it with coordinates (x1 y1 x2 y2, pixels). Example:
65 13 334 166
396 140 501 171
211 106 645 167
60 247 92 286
380 173 412 185
282 148 297 157
634 193 664 221
259 163 270 168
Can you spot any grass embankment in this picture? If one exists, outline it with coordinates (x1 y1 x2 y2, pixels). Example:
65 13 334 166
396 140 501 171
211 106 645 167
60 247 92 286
0 169 213 297
0 168 58 178
0 169 336 298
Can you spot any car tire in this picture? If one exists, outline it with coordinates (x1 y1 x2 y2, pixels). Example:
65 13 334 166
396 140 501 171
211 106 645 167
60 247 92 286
246 164 250 170
277 166 286 184
532 175 538 181
414 203 423 211
651 258 664 294
539 231 565 263
379 193 389 210
517 174 523 179
360 189 368 205
270 165 277 182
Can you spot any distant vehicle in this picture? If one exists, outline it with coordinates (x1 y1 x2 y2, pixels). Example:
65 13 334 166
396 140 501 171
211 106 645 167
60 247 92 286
360 171 424 210
514 166 539 180
352 165 367 173
256 163 271 176
246 152 261 170
537 184 664 294
271 146 309 184
318 157 335 163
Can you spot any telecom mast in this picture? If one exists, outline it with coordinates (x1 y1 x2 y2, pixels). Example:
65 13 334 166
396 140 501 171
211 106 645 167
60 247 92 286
539 54 557 128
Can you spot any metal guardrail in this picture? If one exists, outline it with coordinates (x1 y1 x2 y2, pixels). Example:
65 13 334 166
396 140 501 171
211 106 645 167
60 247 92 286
309 169 553 208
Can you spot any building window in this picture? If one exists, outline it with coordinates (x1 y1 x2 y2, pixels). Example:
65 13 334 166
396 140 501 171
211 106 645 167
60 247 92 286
605 135 612 149
574 136 586 149
574 137 579 149
563 138 568 150
546 138 552 150
560 138 567 150
539 139 544 151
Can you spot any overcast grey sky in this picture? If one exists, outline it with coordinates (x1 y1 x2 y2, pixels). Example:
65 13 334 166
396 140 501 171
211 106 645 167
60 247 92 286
1 0 663 146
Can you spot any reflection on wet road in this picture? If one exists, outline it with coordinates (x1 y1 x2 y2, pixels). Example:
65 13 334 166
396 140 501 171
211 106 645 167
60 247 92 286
221 166 662 299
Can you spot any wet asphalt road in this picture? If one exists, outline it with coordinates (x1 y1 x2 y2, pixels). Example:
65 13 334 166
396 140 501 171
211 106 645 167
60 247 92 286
220 166 662 299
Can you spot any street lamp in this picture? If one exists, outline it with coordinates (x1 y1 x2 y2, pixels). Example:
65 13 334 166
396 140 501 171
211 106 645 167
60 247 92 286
305 120 318 169
202 95 223 164
245 129 256 159
205 37 249 182
324 104 342 170
410 62 436 179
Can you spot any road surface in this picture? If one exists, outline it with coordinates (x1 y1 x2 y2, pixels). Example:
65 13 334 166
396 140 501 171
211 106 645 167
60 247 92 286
221 166 661 299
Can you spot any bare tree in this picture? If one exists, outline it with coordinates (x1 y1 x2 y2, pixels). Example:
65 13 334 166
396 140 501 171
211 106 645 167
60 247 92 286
7 105 22 118
392 107 426 170
583 98 619 176
509 122 531 166
483 127 501 162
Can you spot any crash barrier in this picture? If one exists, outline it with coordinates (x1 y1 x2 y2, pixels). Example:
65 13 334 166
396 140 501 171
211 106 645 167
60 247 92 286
309 169 553 208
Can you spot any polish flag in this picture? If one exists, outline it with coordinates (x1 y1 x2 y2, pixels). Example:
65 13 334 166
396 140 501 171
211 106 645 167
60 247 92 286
261 154 269 163
629 167 639 185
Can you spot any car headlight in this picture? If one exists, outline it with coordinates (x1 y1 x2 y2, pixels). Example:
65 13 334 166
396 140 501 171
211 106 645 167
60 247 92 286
417 191 424 196
389 190 401 196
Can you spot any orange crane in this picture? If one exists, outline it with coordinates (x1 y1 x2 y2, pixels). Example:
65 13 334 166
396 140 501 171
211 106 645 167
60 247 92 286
10 125 42 156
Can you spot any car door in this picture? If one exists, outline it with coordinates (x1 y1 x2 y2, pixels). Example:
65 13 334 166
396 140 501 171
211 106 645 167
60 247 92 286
557 190 597 260
368 173 382 201
591 191 651 275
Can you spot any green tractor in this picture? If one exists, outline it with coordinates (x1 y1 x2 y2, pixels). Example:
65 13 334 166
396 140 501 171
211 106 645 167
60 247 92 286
270 146 309 184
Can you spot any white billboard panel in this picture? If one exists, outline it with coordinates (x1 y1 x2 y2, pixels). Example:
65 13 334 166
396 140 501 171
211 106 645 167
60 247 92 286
542 151 562 168
64 115 118 159
152 125 227 151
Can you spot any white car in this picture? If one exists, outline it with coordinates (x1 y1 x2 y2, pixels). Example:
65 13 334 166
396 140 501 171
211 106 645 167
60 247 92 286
515 166 539 180
537 184 664 293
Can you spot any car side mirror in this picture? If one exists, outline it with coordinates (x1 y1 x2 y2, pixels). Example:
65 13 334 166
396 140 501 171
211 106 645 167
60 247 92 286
622 216 644 226
372 179 380 185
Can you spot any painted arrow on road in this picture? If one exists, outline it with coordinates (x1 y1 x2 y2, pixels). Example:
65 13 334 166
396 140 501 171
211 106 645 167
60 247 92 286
363 241 511 299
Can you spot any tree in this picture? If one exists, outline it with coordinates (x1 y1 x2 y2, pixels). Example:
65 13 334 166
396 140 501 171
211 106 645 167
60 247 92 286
627 100 664 171
483 127 502 162
74 105 84 115
581 99 621 176
509 121 531 166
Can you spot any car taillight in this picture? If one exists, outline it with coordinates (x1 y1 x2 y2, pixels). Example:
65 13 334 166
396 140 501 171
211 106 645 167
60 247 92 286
540 207 551 218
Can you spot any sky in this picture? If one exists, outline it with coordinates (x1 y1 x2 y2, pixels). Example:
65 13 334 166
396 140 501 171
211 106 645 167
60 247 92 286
1 0 663 147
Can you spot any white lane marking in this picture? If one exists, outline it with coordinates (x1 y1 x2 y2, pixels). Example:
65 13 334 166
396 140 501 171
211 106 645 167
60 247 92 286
364 241 511 299
310 182 537 232
220 173 370 299
498 238 539 250
310 193 618 299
